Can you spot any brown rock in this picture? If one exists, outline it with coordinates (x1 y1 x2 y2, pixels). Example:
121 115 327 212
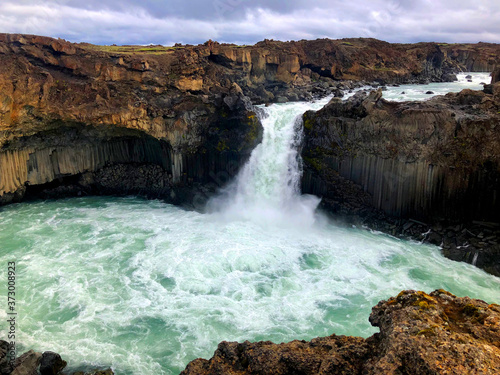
11 350 42 375
181 290 500 375
491 66 500 84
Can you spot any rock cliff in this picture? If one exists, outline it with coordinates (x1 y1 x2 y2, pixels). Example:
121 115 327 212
302 84 500 275
0 34 499 206
0 34 263 206
182 290 500 374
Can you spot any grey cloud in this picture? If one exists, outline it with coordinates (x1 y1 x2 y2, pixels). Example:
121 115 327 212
0 0 498 45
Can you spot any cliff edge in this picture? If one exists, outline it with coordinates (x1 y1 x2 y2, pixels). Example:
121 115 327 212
302 84 500 275
182 290 500 374
0 34 499 207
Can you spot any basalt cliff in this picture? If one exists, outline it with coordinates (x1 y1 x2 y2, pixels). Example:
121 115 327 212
302 84 500 275
1 34 499 208
0 34 499 273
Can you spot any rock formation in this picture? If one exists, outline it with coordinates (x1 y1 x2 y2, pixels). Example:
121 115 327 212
302 85 500 275
1 34 499 207
181 289 500 374
492 66 500 84
0 342 112 375
0 34 263 206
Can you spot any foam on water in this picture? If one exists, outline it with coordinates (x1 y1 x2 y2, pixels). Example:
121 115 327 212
208 96 332 228
382 72 491 101
0 85 499 374
1 198 499 374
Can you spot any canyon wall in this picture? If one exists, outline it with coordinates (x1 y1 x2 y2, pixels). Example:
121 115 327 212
302 86 500 275
0 33 499 207
182 290 500 375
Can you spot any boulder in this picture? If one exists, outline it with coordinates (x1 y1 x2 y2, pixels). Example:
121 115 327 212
11 351 42 375
0 341 13 375
39 352 67 375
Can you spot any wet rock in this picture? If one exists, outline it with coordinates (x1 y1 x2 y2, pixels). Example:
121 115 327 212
442 73 458 82
425 90 434 94
39 352 67 375
182 290 500 374
0 341 13 375
426 232 442 245
332 89 344 98
11 350 42 375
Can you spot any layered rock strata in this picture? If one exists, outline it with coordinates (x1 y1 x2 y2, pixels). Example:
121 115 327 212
0 34 499 206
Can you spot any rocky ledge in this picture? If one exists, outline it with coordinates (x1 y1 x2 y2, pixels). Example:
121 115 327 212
302 83 500 276
0 342 112 375
182 290 500 374
4 290 499 375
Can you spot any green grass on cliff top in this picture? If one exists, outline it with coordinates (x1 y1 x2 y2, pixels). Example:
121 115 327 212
79 44 181 54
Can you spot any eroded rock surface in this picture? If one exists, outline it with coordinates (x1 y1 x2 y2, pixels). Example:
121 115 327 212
181 290 500 375
0 34 498 206
302 85 500 275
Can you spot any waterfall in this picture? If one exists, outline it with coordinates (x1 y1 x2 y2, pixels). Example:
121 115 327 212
208 96 332 227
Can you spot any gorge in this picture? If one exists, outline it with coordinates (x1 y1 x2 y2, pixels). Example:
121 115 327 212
0 34 499 374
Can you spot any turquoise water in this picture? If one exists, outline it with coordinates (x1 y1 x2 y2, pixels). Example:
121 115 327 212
0 197 499 374
382 72 491 101
1 80 499 374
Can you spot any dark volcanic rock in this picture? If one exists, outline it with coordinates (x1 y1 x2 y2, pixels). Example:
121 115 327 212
39 352 66 375
181 290 500 374
0 34 499 206
0 341 113 375
301 87 500 275
11 351 41 375
0 341 13 375
492 66 500 84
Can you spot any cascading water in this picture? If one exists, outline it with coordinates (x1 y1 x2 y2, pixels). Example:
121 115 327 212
208 96 332 227
0 76 499 375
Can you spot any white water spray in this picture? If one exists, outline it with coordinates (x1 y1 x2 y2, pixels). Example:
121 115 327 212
1 77 499 375
209 96 332 227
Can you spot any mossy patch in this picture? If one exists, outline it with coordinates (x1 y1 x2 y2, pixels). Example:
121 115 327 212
417 325 438 337
216 140 229 152
303 117 314 130
80 44 178 55
303 157 323 171
245 113 261 145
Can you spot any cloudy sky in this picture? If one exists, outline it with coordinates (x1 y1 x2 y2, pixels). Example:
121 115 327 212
0 0 498 45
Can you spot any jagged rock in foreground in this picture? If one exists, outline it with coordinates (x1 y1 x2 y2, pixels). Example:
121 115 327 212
302 84 500 275
181 290 500 375
0 342 112 375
